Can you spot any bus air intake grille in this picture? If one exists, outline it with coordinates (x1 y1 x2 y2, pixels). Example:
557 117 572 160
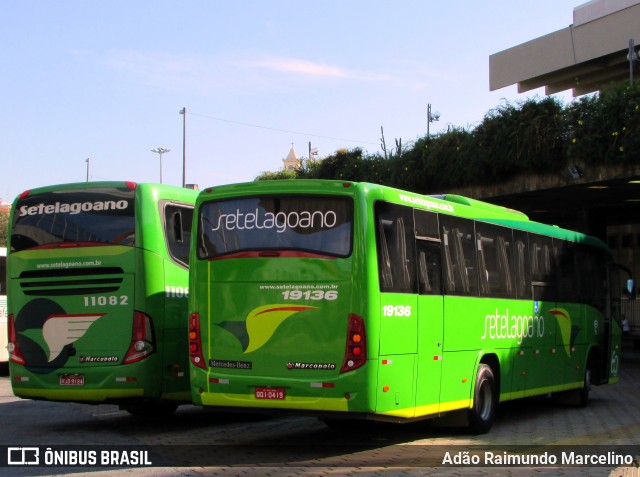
18 267 124 297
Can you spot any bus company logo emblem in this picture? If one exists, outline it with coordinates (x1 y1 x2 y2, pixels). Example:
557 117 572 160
549 308 580 357
611 352 619 376
14 298 105 371
18 199 130 216
216 304 317 353
43 314 104 362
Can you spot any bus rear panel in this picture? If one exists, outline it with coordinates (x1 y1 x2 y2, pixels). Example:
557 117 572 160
190 182 378 415
8 182 196 411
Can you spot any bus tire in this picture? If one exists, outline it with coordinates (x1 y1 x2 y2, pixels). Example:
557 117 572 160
468 364 497 434
577 361 593 408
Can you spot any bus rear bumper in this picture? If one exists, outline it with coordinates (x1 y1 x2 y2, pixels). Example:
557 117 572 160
9 364 154 403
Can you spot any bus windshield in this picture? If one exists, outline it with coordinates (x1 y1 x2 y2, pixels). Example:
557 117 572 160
10 186 136 252
197 195 353 259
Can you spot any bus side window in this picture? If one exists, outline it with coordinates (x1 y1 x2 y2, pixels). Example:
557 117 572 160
576 245 606 311
530 234 556 302
165 204 194 267
375 202 417 294
513 230 531 299
556 239 578 303
475 222 515 298
414 209 442 295
417 242 442 295
173 211 184 243
440 216 478 296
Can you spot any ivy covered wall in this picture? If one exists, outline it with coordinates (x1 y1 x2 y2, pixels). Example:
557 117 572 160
256 82 640 195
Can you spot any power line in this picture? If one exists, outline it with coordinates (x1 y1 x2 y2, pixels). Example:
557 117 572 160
188 112 379 146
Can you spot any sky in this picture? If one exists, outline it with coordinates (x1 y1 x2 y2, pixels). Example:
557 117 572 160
1 0 583 204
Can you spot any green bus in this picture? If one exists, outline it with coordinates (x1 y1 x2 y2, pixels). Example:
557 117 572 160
0 247 7 373
188 180 627 433
8 181 197 415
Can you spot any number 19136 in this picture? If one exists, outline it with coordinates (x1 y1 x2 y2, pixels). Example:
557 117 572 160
282 290 338 301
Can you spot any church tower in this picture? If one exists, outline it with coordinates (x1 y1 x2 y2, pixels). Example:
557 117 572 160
282 145 301 171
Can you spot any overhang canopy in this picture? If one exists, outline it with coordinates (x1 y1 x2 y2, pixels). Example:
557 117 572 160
490 0 640 96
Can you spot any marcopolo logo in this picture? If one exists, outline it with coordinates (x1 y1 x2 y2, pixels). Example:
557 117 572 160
210 208 338 234
19 200 130 217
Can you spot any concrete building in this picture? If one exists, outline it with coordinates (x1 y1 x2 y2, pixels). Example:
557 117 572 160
483 0 640 333
490 0 640 96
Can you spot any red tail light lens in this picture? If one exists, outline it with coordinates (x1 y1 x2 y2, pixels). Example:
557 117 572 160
340 313 367 373
189 312 207 370
123 311 154 364
8 314 26 365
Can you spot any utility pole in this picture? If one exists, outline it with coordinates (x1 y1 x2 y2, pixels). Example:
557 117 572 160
151 147 170 184
179 107 186 187
629 39 638 86
85 158 90 182
427 103 441 139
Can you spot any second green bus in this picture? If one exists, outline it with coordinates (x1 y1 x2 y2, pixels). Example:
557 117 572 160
8 181 197 415
188 180 627 433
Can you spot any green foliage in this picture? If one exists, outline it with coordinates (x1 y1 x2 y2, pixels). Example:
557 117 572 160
566 82 640 163
474 97 565 179
255 169 299 181
0 212 8 248
256 81 640 192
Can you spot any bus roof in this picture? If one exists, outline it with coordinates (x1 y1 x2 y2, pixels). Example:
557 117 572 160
197 179 609 250
15 181 198 203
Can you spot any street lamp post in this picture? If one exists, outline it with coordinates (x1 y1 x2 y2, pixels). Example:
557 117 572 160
427 103 441 138
629 39 638 85
85 158 90 182
179 107 186 188
151 147 170 184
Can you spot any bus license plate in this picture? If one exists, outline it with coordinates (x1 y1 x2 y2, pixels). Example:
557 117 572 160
254 387 285 400
60 374 85 386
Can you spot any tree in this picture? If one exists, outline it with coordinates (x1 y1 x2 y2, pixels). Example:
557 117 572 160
0 211 8 248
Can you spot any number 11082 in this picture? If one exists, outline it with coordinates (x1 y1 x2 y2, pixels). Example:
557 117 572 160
83 295 129 306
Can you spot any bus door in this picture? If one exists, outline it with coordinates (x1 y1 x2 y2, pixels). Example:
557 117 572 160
414 210 443 412
160 202 193 399
529 235 560 390
415 239 444 413
375 203 419 415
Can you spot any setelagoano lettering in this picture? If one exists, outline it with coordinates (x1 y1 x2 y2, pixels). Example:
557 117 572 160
210 208 338 233
19 200 129 216
480 308 545 344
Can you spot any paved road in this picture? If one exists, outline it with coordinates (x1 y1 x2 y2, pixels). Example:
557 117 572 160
1 342 639 477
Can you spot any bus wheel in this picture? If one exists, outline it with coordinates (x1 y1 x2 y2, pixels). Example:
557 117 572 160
577 363 593 408
468 364 497 434
123 402 179 418
552 362 593 407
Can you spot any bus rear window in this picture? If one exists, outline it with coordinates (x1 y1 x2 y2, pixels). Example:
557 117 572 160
11 187 135 252
197 195 353 259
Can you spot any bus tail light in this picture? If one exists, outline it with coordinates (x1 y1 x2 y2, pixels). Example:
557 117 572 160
123 311 154 364
7 314 26 365
340 313 367 373
189 312 207 370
